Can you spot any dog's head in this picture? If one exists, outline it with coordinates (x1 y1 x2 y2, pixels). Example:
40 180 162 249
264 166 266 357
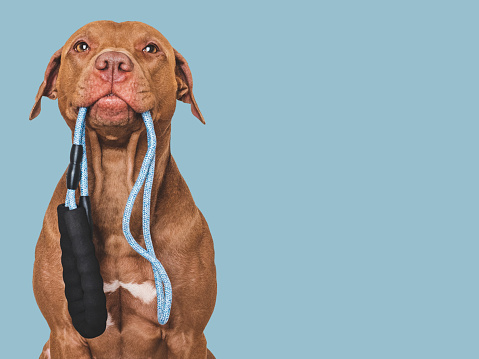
30 20 204 139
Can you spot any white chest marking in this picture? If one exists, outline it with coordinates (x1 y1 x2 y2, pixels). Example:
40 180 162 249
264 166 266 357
105 312 114 329
103 280 121 293
104 280 157 304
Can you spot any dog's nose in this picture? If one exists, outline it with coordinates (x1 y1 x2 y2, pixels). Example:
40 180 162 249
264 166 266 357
95 51 134 83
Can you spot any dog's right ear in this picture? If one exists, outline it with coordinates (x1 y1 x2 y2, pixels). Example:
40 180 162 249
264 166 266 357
30 48 62 120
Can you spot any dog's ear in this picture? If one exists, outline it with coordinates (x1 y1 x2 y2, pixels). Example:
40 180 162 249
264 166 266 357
30 47 62 120
174 49 205 124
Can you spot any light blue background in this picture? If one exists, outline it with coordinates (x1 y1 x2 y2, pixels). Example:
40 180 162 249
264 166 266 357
0 1 477 358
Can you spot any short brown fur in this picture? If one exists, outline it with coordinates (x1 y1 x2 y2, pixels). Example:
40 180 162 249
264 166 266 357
32 21 216 359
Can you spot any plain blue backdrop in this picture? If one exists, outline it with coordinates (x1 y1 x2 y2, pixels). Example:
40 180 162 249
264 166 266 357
0 1 477 358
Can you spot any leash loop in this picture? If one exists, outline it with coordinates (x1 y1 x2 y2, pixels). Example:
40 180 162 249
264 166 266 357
122 111 172 325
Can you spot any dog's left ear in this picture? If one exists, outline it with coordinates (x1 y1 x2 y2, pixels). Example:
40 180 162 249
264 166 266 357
174 49 205 124
30 47 62 120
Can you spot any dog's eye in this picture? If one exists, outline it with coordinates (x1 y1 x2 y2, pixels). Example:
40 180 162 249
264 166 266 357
74 41 90 53
143 43 159 54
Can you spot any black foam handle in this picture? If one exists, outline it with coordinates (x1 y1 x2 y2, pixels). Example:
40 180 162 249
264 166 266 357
66 145 83 190
58 204 107 338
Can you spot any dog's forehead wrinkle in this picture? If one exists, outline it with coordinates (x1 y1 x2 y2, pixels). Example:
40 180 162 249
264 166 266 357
95 47 135 58
76 20 170 43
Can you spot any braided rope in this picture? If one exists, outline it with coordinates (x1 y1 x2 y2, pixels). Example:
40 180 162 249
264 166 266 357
122 111 172 324
65 108 172 324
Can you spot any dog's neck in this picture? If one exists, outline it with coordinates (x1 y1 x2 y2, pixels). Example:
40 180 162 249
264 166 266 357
87 123 171 187
84 121 172 242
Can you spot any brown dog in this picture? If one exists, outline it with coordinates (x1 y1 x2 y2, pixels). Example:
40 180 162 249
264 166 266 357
31 21 216 359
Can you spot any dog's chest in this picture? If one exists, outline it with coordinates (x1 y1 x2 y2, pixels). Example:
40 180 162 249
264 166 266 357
94 236 161 342
88 148 161 330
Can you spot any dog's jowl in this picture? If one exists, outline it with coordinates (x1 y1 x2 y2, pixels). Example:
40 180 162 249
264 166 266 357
31 21 216 359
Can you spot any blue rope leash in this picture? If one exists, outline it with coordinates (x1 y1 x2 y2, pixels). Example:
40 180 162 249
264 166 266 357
65 108 172 325
122 111 172 325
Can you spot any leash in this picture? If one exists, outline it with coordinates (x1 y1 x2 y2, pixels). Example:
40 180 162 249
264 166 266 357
122 110 172 325
59 108 172 338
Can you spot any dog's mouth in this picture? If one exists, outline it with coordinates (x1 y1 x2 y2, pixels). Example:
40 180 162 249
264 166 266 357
97 93 127 108
87 93 137 126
